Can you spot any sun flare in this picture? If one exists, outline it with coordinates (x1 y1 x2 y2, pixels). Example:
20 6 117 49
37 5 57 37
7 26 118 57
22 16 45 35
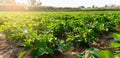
16 0 28 4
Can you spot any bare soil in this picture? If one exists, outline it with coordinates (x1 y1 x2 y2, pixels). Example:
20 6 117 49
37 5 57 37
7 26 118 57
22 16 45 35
0 34 24 58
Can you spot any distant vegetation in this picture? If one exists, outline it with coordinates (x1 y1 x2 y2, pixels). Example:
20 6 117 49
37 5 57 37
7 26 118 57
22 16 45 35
1 5 120 11
0 0 120 11
1 4 120 11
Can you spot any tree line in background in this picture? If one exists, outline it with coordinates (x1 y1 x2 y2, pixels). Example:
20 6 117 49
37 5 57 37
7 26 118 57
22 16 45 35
1 5 120 11
0 0 120 11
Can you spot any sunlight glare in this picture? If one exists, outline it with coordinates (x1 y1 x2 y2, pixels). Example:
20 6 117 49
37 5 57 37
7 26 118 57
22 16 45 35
16 0 28 4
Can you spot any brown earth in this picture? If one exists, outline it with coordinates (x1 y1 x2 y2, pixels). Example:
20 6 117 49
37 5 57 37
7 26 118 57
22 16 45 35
0 34 24 58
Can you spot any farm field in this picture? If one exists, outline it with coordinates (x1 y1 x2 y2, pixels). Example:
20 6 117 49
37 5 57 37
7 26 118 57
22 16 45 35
0 11 120 58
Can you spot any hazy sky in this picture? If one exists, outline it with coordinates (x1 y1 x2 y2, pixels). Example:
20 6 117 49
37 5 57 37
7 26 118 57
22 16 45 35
16 0 120 7
40 0 120 7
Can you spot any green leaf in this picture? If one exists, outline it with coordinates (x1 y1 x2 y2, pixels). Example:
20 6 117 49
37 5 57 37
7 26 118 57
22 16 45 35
90 51 100 58
47 48 54 55
99 23 104 31
66 38 73 42
113 33 120 41
36 42 47 49
110 42 120 48
18 51 26 58
57 44 63 50
37 49 46 56
99 50 114 58
115 55 120 58
63 45 71 51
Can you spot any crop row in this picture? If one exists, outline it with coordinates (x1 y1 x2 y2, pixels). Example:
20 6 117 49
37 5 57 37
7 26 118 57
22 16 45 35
0 12 120 58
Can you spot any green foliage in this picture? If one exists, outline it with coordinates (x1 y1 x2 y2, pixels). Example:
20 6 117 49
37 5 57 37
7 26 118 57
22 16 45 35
110 42 120 48
110 33 120 58
113 33 120 41
0 12 120 57
18 51 26 58
110 33 120 48
78 48 115 58
99 50 114 58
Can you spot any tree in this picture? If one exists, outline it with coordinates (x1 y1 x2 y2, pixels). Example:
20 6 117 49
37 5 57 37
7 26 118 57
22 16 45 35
105 5 108 7
92 5 95 8
28 0 37 6
27 0 42 6
36 0 42 6
111 4 116 7
78 6 85 8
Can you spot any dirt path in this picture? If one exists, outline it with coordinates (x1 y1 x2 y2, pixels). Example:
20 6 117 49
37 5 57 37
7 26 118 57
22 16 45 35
0 34 24 58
